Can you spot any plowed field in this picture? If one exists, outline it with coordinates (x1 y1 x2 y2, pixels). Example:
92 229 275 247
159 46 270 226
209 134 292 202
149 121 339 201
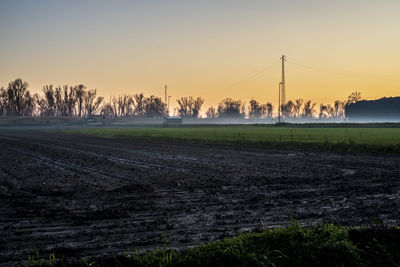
0 129 399 265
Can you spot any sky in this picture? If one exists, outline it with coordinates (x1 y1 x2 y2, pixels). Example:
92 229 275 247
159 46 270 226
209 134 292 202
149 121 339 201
1 0 399 113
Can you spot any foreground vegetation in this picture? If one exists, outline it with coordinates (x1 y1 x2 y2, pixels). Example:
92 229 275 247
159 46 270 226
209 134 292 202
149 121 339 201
24 224 400 267
71 125 400 153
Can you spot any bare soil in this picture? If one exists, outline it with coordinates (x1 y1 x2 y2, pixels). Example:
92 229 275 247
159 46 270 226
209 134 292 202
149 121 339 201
0 129 399 265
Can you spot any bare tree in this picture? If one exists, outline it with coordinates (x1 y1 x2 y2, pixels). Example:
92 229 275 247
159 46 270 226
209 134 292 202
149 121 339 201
248 99 265 119
144 95 166 117
334 100 345 118
134 93 145 117
125 95 135 116
54 86 64 116
319 104 328 118
217 98 245 118
117 96 125 116
74 84 86 117
326 104 335 118
206 106 217 119
101 103 114 117
66 86 77 116
54 86 72 116
177 96 204 118
36 85 56 116
177 97 193 117
192 97 204 118
84 89 104 116
0 87 6 115
347 91 362 104
5 78 34 116
293 98 304 118
303 100 316 118
265 102 274 118
281 100 295 118
111 96 119 116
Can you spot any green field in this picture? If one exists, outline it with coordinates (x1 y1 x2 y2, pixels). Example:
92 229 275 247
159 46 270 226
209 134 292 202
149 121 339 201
70 124 400 153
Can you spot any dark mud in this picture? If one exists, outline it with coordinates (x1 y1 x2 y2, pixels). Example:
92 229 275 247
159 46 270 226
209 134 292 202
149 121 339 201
0 129 399 265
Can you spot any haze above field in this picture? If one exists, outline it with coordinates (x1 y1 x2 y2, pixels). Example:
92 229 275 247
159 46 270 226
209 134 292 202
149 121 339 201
1 0 399 111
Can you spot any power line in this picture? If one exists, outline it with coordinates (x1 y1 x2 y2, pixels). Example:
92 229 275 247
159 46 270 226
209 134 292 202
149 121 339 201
287 59 399 81
212 62 280 93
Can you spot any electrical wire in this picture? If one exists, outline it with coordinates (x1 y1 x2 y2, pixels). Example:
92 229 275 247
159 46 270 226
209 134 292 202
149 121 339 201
212 62 280 93
287 59 399 81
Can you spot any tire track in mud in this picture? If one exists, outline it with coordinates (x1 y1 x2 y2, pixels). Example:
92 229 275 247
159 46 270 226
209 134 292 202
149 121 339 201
0 135 192 176
0 131 400 265
0 134 227 173
0 134 250 263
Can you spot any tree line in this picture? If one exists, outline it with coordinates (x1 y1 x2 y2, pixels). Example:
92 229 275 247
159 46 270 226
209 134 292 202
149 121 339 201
203 91 361 119
346 96 400 120
0 78 166 118
0 78 362 119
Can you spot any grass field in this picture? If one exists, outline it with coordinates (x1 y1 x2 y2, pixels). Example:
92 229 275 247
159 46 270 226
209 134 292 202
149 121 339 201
70 124 400 153
26 224 400 266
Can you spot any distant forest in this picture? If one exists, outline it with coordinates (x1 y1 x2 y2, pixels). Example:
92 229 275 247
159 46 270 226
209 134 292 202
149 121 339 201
346 97 400 120
0 78 394 120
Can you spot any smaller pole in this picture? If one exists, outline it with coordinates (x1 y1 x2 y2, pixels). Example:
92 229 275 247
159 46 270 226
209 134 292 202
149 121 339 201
168 96 171 116
164 85 167 105
164 85 167 115
278 83 281 123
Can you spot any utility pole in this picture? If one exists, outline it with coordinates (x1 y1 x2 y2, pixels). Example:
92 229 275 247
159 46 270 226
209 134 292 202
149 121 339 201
280 55 286 106
278 82 282 123
168 96 171 116
278 55 286 123
164 84 167 116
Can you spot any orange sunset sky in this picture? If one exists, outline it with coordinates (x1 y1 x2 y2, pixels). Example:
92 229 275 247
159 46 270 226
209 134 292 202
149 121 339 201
0 0 399 113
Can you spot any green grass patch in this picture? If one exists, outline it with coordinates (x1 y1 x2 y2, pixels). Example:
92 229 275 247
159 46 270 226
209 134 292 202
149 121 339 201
68 125 400 153
24 224 400 267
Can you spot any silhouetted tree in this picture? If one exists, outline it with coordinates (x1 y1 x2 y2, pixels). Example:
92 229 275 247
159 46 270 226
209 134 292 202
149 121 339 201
5 78 34 116
217 98 245 118
116 96 125 116
111 96 119 116
281 100 295 118
66 86 77 116
75 85 86 117
84 89 103 116
116 95 133 117
101 103 114 117
134 93 145 117
53 85 77 116
303 100 316 118
54 86 70 116
319 104 328 118
36 85 56 116
192 97 204 118
177 96 204 118
293 98 304 118
144 95 166 117
334 100 345 118
347 91 362 104
265 102 274 118
177 97 192 117
248 99 266 119
125 95 135 116
0 87 7 115
206 106 217 119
